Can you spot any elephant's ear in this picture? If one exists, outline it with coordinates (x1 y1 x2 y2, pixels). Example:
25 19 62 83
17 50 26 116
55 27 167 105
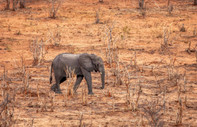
78 53 94 72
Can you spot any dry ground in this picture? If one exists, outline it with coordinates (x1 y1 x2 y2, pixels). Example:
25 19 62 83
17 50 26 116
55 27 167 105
0 0 197 126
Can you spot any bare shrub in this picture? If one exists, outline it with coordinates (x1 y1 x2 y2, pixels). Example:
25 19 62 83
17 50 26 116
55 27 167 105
167 56 176 81
19 0 25 9
0 94 15 127
180 24 186 32
186 42 197 54
12 0 19 11
112 49 123 86
138 0 146 17
47 24 62 46
95 10 100 24
160 27 171 54
127 80 142 111
81 84 87 106
103 23 118 66
176 84 183 125
141 98 165 127
29 38 46 66
5 0 25 10
0 67 15 127
167 0 173 15
168 4 173 15
79 112 84 127
138 0 144 9
48 0 62 19
19 56 30 94
194 0 197 5
63 67 76 106
5 0 10 10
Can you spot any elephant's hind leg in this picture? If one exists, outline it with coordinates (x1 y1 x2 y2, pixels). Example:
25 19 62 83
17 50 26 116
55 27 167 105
60 77 67 84
51 77 66 93
53 77 63 94
51 84 57 91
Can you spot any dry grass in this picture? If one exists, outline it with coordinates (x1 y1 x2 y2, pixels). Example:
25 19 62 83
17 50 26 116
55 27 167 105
0 0 197 126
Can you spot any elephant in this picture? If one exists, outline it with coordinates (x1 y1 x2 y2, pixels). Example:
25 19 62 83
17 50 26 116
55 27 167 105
49 53 105 95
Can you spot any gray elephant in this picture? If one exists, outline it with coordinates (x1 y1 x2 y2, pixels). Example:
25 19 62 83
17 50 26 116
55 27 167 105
49 53 105 95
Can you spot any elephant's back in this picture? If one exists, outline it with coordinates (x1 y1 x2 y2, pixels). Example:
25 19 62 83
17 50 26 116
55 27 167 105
54 53 80 67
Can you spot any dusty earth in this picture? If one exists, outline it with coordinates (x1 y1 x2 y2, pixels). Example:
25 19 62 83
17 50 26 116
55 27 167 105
0 0 197 127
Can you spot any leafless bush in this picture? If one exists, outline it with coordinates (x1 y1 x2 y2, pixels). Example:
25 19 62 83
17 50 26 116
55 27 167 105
180 24 186 32
13 56 30 95
166 60 186 126
47 24 62 46
128 82 142 111
105 24 115 66
138 0 146 17
5 0 10 10
81 84 87 106
49 93 54 112
194 0 197 5
173 69 187 125
125 72 142 111
176 82 183 125
112 49 123 86
12 0 19 11
79 112 84 127
186 41 192 54
30 38 46 66
63 67 76 106
19 56 30 94
95 10 100 24
160 27 171 54
48 0 62 19
142 98 165 127
186 42 197 54
167 0 173 15
0 67 15 127
103 22 120 67
32 85 54 112
5 0 26 11
0 94 15 127
138 0 144 9
167 56 176 81
19 0 25 9
103 23 124 87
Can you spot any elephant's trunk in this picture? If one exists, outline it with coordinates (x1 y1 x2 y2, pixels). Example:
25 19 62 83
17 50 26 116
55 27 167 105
101 70 105 89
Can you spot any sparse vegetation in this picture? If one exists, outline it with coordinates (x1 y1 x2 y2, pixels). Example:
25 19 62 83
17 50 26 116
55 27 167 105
47 24 63 46
29 38 46 66
48 0 62 19
5 0 26 11
0 0 196 126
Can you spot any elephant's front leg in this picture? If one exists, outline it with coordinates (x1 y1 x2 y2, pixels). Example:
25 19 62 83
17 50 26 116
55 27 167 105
81 68 93 95
73 75 84 93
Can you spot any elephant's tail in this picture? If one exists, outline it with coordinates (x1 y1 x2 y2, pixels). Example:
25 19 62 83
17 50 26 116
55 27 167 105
49 64 53 84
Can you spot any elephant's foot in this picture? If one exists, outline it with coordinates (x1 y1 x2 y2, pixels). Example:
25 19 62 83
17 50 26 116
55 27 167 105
55 90 62 94
51 84 56 91
100 86 104 89
51 85 62 94
88 92 94 95
54 87 62 94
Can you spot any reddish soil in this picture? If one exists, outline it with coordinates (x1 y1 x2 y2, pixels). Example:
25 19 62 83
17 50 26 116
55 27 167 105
0 0 197 126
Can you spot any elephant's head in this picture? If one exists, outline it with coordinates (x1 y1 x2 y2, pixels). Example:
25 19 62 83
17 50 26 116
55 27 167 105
79 53 105 89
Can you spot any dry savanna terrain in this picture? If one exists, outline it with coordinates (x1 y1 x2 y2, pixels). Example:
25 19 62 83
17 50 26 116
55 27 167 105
0 0 197 126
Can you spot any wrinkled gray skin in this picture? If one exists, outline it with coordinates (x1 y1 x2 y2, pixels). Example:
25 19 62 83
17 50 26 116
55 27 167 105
50 53 105 95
